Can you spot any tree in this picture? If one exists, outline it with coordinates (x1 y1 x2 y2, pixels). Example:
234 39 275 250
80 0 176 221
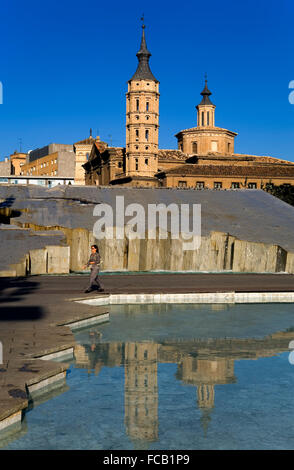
264 183 294 206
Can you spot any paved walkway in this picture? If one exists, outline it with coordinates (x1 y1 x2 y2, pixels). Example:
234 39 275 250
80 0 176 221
0 275 109 430
1 271 294 436
2 272 292 296
97 272 294 293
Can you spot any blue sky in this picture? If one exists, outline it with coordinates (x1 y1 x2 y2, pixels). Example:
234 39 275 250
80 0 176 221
0 0 293 161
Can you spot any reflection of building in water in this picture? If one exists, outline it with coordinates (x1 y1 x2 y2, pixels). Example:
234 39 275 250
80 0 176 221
124 342 158 445
176 356 235 435
74 340 123 375
210 303 231 311
74 343 104 375
74 344 92 368
76 330 292 443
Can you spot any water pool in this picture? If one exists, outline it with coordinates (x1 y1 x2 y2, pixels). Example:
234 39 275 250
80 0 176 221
2 302 294 450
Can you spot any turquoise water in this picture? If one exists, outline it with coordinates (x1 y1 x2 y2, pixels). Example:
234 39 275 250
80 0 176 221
2 302 294 450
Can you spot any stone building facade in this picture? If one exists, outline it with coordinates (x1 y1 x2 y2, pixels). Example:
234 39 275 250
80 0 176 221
0 151 28 178
20 143 75 178
81 23 294 189
74 135 95 185
83 143 125 186
0 158 11 177
10 152 27 175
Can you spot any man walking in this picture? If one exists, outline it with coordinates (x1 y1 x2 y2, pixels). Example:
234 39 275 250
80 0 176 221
83 245 104 293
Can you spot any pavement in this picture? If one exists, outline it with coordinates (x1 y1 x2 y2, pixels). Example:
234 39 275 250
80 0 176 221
0 274 109 428
1 271 294 434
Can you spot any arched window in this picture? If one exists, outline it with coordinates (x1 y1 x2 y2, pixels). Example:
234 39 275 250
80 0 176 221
136 99 139 111
192 142 198 154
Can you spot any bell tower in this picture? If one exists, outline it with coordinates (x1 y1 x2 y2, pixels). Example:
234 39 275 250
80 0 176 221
126 21 159 177
196 76 216 128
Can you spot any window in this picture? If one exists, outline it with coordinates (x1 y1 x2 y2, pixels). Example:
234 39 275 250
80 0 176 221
228 142 231 152
178 180 187 188
135 129 139 141
118 161 122 168
146 115 149 120
135 146 139 150
146 102 149 111
145 146 149 150
145 158 148 165
201 112 204 126
135 158 139 171
214 182 222 189
207 111 210 126
145 129 149 141
211 141 218 152
248 182 257 189
231 182 240 189
136 115 139 120
136 99 139 111
192 142 198 154
196 181 205 189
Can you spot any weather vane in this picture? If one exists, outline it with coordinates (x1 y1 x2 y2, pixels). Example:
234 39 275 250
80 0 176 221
141 13 145 28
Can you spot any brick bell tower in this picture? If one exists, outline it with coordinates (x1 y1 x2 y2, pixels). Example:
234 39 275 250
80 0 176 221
196 75 216 128
126 20 159 178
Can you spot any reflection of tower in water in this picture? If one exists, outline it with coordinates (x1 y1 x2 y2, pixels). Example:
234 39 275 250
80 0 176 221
177 356 235 436
124 342 158 445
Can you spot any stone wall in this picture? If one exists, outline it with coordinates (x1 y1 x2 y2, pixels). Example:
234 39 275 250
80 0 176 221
2 225 294 276
3 224 291 276
0 246 70 277
2 185 294 276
